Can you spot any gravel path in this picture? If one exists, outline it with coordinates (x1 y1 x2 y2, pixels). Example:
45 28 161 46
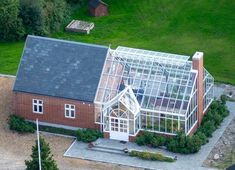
203 117 235 168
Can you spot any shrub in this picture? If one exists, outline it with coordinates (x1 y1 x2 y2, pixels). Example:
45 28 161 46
76 129 103 143
129 150 174 162
195 131 207 145
142 131 155 145
213 112 223 127
199 120 216 137
210 100 220 110
151 136 167 148
39 125 76 136
166 139 177 153
190 134 202 153
8 114 35 133
220 94 227 105
151 137 161 148
135 135 146 146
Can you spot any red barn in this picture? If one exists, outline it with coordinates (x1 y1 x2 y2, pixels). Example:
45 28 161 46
89 0 108 17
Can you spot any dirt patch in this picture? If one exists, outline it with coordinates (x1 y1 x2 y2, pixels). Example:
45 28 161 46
203 117 235 169
0 76 139 170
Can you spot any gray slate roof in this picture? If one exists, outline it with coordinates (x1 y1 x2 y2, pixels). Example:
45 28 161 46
13 35 108 102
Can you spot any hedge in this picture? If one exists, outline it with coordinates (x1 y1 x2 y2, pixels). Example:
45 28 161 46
129 150 174 162
38 125 76 136
135 96 230 154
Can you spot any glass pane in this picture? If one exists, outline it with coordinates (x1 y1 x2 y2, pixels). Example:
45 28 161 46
34 105 37 112
39 106 42 112
66 110 70 116
71 111 75 118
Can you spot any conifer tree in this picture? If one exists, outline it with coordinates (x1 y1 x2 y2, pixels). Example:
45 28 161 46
25 137 58 170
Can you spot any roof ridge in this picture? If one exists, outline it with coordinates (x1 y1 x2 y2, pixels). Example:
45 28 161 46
27 35 108 49
116 46 190 59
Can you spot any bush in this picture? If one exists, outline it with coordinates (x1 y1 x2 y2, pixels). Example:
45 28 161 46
135 135 146 146
190 134 202 153
129 150 174 162
195 131 207 145
199 120 216 137
8 114 35 133
135 131 155 146
76 129 103 143
151 136 167 148
220 94 227 105
151 137 161 148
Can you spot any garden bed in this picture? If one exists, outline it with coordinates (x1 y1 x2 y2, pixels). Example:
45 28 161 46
65 20 94 34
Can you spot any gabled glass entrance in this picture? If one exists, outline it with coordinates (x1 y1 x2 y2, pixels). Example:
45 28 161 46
102 86 140 141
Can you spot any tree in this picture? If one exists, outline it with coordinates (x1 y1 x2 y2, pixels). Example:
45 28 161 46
25 137 58 170
44 0 70 34
19 0 45 35
0 0 25 41
20 0 69 36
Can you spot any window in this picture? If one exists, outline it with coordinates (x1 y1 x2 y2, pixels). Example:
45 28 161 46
33 99 43 114
65 104 75 118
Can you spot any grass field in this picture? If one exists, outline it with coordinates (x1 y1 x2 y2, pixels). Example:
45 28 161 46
0 0 235 84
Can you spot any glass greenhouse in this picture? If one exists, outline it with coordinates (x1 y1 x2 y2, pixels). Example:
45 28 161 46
94 46 214 141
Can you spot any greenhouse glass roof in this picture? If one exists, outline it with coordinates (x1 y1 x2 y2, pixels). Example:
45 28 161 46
95 46 198 115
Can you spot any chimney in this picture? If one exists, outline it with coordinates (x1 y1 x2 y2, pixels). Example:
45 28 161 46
192 52 204 126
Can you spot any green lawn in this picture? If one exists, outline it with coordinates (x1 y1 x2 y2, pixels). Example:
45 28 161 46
0 0 235 84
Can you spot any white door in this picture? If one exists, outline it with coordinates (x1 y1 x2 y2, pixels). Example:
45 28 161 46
109 117 129 141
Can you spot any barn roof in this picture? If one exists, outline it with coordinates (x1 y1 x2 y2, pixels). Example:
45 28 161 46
89 0 108 8
13 35 108 102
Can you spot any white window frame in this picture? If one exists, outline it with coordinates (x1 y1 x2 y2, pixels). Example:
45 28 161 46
32 99 43 114
65 104 75 119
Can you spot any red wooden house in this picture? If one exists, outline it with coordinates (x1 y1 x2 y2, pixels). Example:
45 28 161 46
89 0 108 17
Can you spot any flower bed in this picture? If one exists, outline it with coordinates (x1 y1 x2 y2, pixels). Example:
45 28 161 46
129 150 174 162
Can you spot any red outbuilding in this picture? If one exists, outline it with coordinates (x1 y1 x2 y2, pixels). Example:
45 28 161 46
89 0 108 17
